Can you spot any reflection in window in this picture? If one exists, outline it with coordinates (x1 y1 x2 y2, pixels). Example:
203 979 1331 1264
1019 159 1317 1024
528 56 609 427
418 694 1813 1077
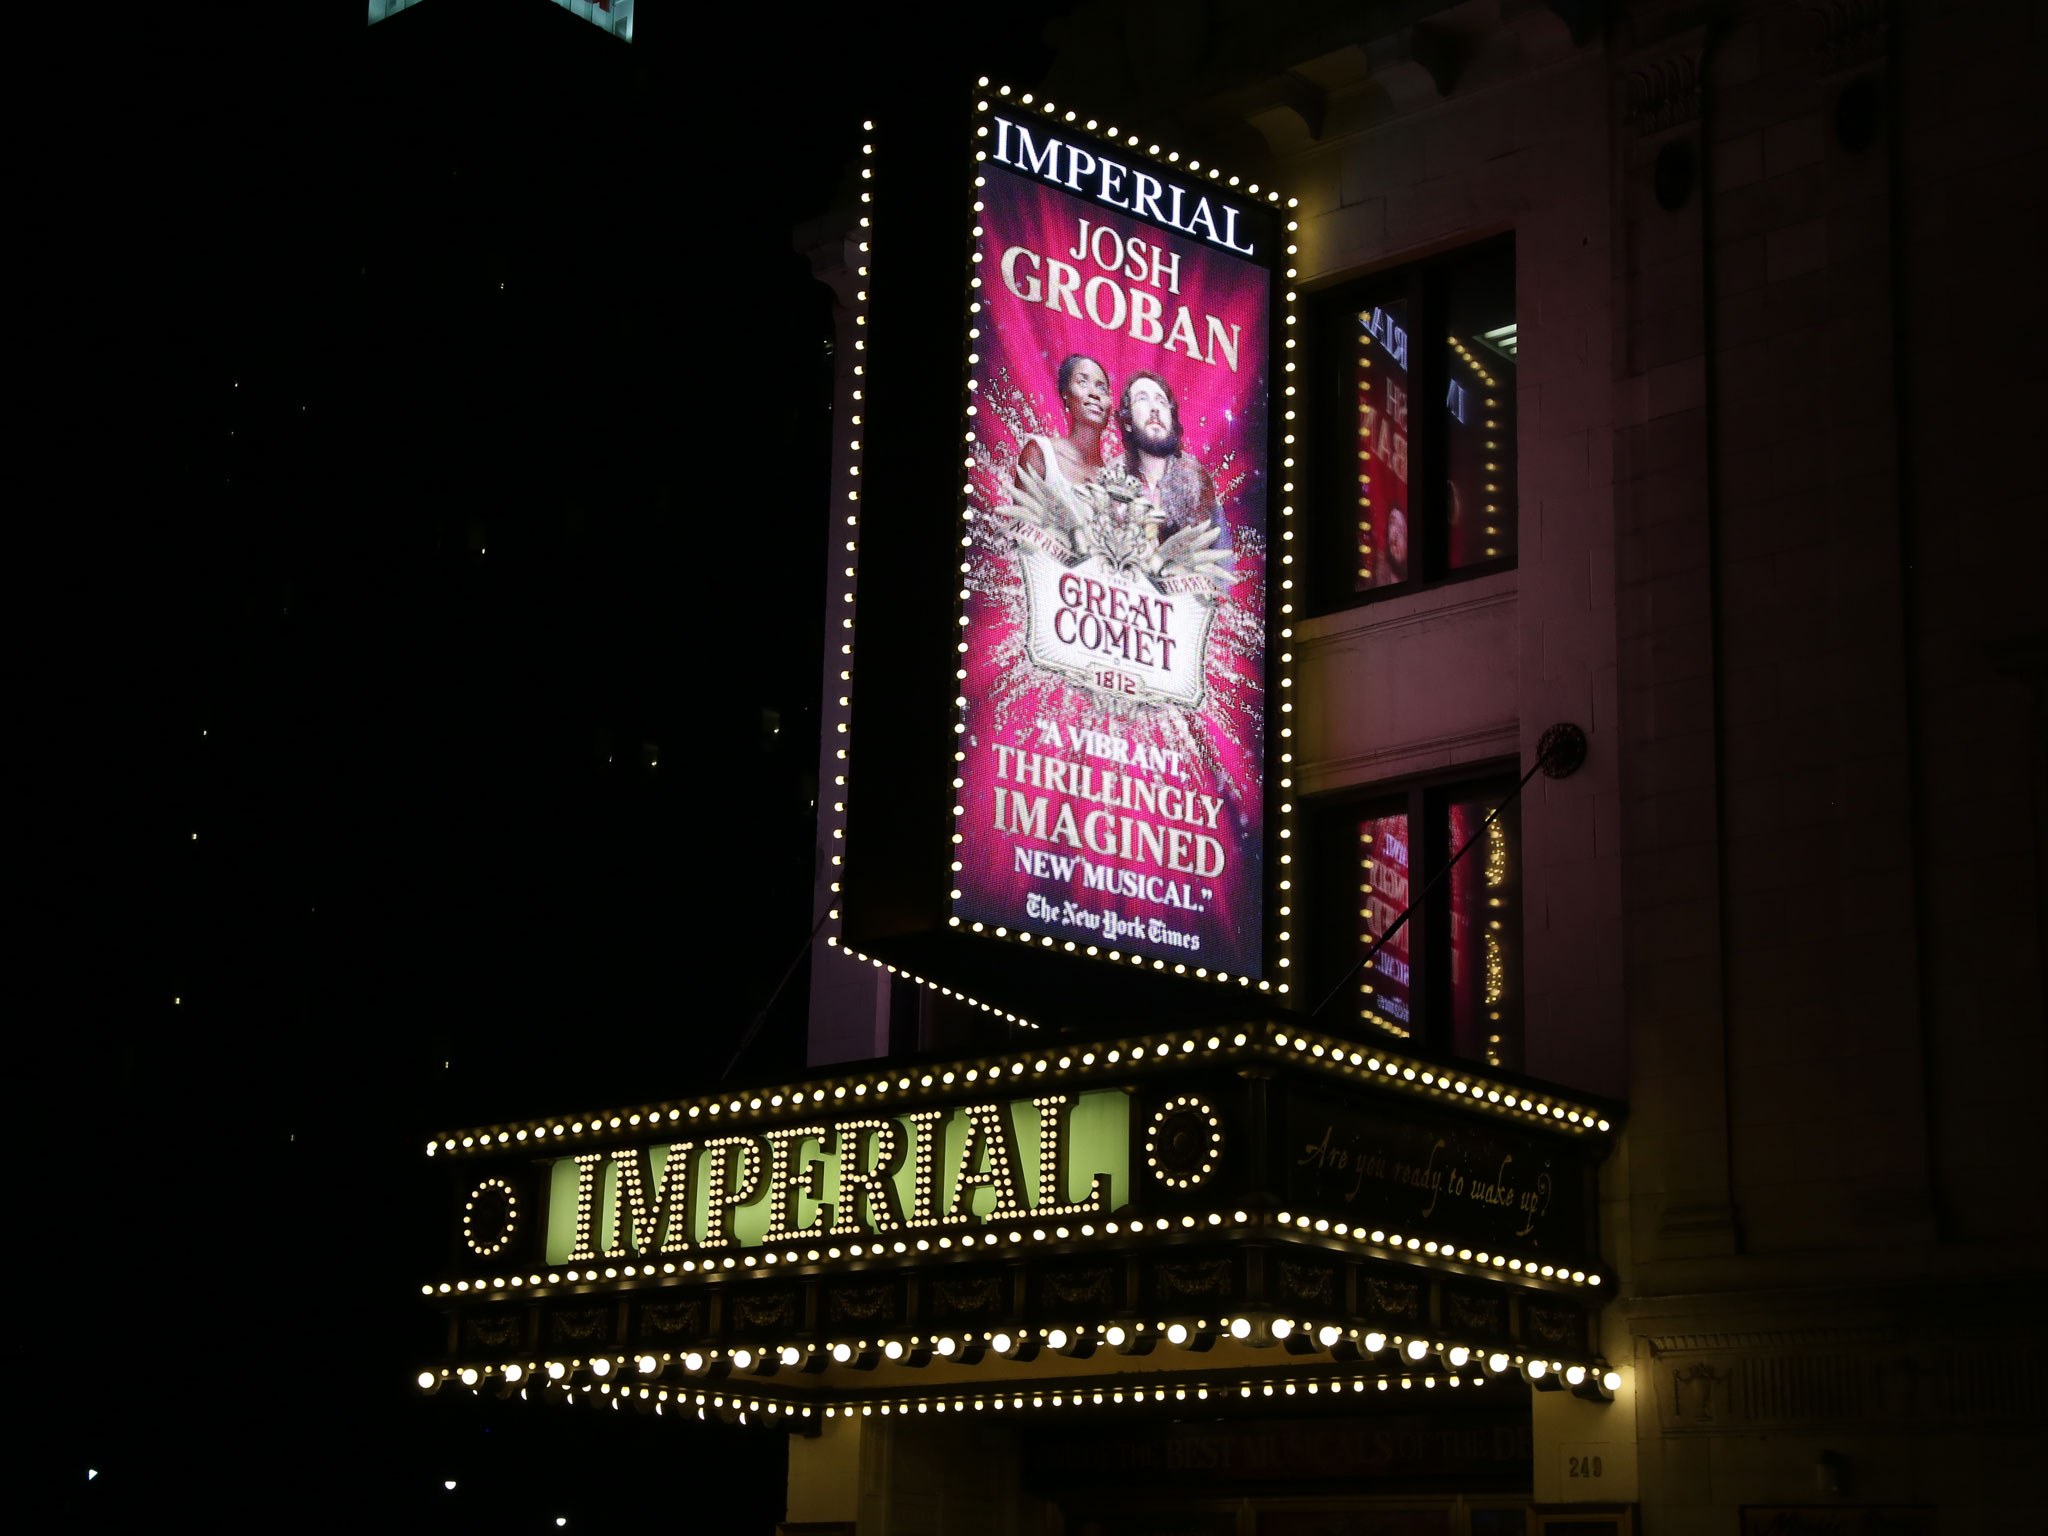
1315 238 1515 605
1443 251 1517 572
1321 778 1522 1071
1447 792 1519 1068
1351 300 1411 590
1358 810 1412 1037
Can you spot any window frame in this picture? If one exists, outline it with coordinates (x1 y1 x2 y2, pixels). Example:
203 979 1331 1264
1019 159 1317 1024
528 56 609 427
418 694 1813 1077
1305 235 1518 615
1304 764 1525 1071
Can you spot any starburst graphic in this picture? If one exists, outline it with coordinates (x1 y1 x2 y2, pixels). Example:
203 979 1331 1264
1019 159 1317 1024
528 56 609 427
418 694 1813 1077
967 371 1265 809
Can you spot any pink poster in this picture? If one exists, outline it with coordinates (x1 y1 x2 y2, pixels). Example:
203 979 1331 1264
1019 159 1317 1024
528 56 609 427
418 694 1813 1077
952 130 1271 977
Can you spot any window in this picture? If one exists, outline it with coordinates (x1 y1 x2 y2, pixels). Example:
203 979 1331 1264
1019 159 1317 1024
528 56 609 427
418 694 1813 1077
1308 774 1523 1070
1308 239 1517 605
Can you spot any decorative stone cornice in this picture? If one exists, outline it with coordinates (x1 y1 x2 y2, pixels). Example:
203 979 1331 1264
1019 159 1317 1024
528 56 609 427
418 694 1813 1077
1625 45 1700 137
1545 0 1608 49
1804 0 1888 68
1642 1327 1890 1354
1648 1337 2046 1433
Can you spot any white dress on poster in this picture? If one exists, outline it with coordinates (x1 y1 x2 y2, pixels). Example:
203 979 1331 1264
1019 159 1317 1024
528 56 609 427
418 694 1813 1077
1024 434 1084 498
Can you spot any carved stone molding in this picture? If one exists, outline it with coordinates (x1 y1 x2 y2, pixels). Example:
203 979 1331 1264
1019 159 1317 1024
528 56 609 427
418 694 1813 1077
732 1292 797 1331
1525 1302 1588 1352
1276 1258 1338 1306
826 1282 896 1324
1408 21 1469 97
1364 1275 1422 1321
1547 0 1608 49
1668 1359 1732 1426
1300 719 1522 796
639 1298 705 1337
463 1312 524 1350
1653 1340 2048 1433
1627 47 1701 137
1804 0 1888 67
548 1306 611 1344
1042 1266 1118 1309
1240 69 1328 155
1156 1257 1235 1301
1644 1327 1889 1354
1295 576 1516 648
1445 1290 1507 1337
930 1274 1007 1320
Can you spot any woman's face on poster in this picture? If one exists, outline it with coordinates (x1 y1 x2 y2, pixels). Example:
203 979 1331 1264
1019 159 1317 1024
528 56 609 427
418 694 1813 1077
1063 357 1111 429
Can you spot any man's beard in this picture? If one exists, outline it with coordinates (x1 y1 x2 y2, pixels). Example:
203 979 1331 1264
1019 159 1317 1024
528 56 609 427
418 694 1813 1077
1129 417 1183 458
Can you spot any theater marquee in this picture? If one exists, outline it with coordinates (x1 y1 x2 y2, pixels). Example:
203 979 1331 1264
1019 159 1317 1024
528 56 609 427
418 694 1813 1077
419 1024 1619 1422
949 94 1289 982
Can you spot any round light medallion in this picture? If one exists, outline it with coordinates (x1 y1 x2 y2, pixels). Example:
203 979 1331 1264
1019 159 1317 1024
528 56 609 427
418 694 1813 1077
1146 1096 1223 1189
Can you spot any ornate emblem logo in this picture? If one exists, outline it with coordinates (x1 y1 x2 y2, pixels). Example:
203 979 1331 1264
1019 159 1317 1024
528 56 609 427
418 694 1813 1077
999 465 1236 709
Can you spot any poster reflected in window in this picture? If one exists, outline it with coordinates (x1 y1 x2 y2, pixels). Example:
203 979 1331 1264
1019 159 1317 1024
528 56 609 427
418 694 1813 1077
1358 810 1413 1035
1443 249 1515 571
1446 793 1518 1069
1352 300 1411 590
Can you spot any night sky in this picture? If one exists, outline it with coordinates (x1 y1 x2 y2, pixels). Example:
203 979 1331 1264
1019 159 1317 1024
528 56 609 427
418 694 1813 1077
44 2 1060 1528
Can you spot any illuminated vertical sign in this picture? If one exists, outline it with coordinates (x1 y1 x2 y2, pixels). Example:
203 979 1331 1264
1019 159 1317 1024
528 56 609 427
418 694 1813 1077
950 105 1278 979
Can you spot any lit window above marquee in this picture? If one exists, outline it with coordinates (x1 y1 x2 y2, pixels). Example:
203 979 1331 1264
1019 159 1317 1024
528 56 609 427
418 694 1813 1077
418 1021 1621 1423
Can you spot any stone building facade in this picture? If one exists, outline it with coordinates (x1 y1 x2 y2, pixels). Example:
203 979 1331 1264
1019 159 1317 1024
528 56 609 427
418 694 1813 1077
796 2 2047 1530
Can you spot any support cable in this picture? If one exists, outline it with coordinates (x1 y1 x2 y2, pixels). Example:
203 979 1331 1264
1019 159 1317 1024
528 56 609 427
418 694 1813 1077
1307 722 1585 1022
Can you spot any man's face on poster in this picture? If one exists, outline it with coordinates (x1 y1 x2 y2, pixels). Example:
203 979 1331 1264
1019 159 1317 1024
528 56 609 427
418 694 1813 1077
1122 375 1182 458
